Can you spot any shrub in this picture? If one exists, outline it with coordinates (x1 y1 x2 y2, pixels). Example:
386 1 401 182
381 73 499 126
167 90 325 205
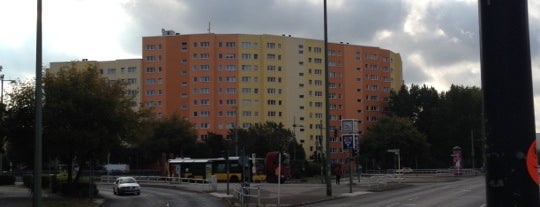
0 175 15 185
57 182 99 198
22 174 56 189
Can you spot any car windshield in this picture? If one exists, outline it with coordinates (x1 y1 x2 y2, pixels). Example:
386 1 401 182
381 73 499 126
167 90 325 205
119 178 136 184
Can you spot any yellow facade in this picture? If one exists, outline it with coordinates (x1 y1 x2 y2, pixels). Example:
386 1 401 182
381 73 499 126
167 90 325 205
48 59 142 111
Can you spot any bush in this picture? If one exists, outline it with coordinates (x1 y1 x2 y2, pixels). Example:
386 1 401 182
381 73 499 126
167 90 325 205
22 174 55 189
0 175 15 185
304 162 322 177
56 182 99 198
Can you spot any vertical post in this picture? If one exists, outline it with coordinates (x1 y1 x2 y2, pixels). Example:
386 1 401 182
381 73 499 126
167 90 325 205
471 130 475 169
323 0 332 197
348 148 352 193
277 152 281 207
34 0 43 206
479 0 540 206
226 150 230 195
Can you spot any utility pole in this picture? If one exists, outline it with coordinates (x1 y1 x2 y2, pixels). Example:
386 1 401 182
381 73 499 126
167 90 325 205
479 0 539 206
34 0 43 206
323 0 332 197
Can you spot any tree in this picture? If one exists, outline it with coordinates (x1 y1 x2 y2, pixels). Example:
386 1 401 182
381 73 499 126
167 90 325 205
136 113 197 174
360 116 429 170
388 84 482 167
43 65 139 185
238 122 294 158
4 81 35 169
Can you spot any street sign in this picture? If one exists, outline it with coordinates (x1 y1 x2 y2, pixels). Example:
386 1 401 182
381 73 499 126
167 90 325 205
342 134 358 150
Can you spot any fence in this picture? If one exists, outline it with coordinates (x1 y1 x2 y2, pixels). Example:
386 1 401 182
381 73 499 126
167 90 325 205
233 183 262 207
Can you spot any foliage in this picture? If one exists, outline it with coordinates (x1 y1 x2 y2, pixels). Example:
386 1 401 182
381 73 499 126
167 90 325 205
42 65 140 184
387 84 483 168
0 174 15 185
4 81 35 167
236 122 295 158
360 116 429 169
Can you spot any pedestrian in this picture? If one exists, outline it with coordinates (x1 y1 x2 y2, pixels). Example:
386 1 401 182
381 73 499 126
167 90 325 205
335 165 342 185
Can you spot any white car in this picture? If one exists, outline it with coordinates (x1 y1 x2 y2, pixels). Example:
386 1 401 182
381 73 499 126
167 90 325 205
113 177 141 195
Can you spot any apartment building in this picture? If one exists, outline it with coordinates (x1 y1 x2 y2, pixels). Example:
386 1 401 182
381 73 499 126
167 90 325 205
140 31 403 163
48 59 142 110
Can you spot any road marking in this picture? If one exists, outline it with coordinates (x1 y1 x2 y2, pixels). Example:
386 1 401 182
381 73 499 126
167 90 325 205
385 203 400 207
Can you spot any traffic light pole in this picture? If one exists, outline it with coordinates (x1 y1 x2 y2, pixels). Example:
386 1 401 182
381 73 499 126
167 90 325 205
479 0 539 206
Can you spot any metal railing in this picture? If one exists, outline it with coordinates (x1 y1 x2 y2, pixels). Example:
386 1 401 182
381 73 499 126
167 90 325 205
234 183 261 207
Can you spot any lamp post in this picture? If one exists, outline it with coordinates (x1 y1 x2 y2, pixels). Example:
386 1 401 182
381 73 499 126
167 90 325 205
0 66 16 175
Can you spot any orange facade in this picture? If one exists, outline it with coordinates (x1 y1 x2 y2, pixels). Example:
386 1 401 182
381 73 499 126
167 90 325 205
142 32 402 163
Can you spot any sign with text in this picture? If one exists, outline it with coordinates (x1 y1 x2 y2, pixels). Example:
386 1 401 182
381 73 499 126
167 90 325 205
342 134 358 150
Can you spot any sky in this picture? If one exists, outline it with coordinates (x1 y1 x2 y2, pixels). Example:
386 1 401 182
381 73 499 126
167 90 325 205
1 0 540 130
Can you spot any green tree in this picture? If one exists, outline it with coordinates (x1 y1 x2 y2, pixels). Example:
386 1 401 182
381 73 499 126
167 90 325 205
136 113 197 174
43 65 139 185
388 84 482 167
360 116 429 170
239 122 294 158
4 81 35 169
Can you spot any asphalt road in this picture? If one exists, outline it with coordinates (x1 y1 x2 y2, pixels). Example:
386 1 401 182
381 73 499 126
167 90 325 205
309 176 486 207
98 184 229 207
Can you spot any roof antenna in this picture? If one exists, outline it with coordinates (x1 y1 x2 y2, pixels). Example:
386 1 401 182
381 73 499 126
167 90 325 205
208 21 211 33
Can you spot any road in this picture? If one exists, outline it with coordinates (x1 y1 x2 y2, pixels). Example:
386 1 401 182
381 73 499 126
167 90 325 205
309 176 485 207
98 184 228 207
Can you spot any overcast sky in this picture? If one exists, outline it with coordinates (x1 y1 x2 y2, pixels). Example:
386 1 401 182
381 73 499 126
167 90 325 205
2 0 540 130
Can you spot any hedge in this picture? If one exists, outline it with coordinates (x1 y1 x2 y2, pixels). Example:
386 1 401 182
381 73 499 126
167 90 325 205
0 175 15 185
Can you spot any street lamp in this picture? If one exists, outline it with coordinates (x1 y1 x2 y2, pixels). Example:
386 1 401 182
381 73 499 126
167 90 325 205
0 66 16 175
0 66 17 104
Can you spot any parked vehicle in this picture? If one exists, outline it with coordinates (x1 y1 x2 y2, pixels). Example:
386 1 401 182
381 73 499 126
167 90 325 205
264 151 291 183
113 177 140 195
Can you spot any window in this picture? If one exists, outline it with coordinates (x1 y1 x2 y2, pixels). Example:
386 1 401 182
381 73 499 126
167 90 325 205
200 76 210 82
146 67 155 73
314 58 322 64
267 77 276 82
267 65 276 71
146 56 155 61
242 88 252 94
241 53 251 60
146 78 156 85
146 90 155 96
226 42 236 48
201 111 210 117
225 53 236 59
201 41 210 48
127 67 136 73
226 88 236 94
226 99 237 105
267 54 276 60
201 65 210 71
107 68 116 74
201 88 210 94
226 65 236 71
315 91 323 97
241 42 251 48
241 76 251 82
314 47 322 53
146 44 156 50
200 53 210 59
127 78 136 84
267 88 276 94
201 99 210 105
267 43 276 48
241 65 251 71
226 76 236 82
314 69 322 75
